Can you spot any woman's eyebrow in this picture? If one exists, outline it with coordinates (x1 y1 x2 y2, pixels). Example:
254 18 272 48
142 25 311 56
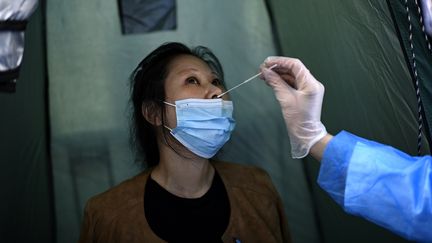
175 68 199 75
176 68 217 78
211 72 220 78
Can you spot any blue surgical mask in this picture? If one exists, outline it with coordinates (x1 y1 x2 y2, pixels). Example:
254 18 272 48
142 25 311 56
163 98 236 158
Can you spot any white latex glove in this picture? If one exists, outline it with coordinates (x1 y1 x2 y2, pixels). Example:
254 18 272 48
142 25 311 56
261 56 327 158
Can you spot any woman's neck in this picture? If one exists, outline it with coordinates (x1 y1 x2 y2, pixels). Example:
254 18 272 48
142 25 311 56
151 144 215 199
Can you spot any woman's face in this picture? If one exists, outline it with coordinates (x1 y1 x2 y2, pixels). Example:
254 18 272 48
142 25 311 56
164 54 226 102
163 54 227 128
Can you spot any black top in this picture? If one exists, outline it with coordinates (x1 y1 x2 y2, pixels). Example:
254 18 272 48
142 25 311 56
144 171 230 243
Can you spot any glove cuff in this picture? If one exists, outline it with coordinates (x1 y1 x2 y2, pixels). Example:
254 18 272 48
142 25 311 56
289 122 327 159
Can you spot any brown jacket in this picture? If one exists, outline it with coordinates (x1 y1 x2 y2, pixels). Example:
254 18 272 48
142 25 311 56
79 161 291 242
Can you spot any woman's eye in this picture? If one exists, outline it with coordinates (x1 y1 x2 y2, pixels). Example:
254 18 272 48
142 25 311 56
212 79 222 86
186 77 199 85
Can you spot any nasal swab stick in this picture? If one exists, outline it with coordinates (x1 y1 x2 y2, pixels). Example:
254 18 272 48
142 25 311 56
217 64 278 98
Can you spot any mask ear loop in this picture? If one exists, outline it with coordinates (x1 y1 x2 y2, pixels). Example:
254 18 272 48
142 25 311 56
162 100 175 131
163 101 176 107
160 103 178 150
160 100 195 160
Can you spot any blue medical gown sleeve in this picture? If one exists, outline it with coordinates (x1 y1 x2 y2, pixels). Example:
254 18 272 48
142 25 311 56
318 131 432 242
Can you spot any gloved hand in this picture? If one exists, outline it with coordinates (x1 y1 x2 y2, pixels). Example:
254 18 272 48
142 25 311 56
260 56 327 158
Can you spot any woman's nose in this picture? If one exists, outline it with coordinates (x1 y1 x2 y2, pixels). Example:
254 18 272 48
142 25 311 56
205 84 223 99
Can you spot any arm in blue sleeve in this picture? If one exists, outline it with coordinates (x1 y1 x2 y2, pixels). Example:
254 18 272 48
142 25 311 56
317 131 432 242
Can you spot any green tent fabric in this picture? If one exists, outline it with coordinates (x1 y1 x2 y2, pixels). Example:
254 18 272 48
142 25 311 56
0 5 54 243
387 0 432 150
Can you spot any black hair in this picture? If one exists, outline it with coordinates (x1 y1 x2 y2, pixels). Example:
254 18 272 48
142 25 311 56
130 42 226 168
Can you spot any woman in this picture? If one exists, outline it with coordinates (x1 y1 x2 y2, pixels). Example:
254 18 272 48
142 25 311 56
79 42 291 243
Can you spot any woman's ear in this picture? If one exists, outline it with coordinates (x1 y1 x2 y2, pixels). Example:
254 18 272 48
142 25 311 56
141 102 162 126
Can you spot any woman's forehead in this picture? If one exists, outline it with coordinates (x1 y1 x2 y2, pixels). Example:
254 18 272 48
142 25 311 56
168 54 213 74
